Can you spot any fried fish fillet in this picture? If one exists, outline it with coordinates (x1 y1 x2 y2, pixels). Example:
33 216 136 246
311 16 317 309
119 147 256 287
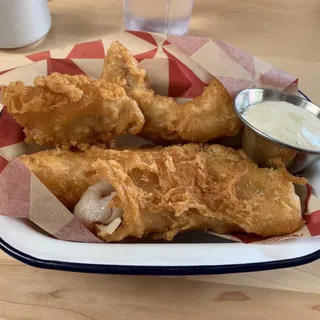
101 41 242 144
20 144 304 241
1 73 145 149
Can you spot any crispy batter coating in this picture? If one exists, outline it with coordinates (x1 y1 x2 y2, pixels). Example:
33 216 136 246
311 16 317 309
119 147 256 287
20 148 100 208
101 41 242 144
1 73 145 149
101 41 149 92
20 144 304 241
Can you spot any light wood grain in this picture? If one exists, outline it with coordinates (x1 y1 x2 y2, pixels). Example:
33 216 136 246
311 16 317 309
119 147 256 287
0 0 319 319
0 250 319 320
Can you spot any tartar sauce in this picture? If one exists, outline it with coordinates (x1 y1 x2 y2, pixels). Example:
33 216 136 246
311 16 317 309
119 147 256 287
242 101 320 151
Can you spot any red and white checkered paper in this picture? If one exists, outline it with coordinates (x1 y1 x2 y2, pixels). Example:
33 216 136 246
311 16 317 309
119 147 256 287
0 31 319 244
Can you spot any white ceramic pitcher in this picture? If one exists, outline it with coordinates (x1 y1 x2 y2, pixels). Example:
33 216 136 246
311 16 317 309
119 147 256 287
0 0 51 49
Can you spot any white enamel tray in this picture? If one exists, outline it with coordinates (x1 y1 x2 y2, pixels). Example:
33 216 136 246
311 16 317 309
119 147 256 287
0 36 319 274
1 99 319 274
0 213 319 275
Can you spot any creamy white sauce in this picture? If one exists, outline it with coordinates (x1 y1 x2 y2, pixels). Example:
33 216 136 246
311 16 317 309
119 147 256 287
242 101 320 151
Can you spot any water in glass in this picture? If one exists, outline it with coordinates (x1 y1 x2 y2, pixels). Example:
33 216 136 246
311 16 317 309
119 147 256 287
123 0 194 35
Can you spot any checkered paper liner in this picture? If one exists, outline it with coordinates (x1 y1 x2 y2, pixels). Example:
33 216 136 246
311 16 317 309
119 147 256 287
0 31 319 244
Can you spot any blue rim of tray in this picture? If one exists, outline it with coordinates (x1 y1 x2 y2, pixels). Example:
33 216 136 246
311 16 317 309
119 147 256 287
0 239 319 275
0 90 319 275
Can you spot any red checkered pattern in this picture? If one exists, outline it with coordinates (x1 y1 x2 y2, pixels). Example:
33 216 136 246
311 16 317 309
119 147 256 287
0 107 25 148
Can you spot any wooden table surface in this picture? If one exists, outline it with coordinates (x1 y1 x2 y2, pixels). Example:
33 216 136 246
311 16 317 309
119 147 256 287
0 0 319 319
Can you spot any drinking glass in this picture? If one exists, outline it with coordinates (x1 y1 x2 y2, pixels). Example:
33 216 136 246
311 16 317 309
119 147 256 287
123 0 194 35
